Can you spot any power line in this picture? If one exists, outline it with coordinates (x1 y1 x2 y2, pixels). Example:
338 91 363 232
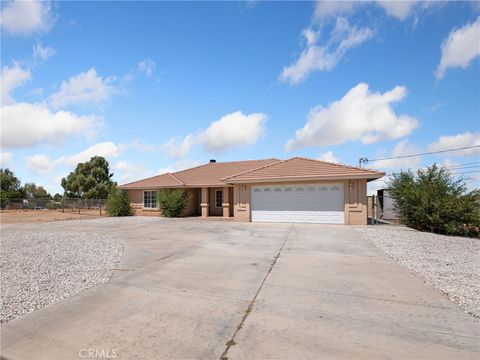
365 145 480 163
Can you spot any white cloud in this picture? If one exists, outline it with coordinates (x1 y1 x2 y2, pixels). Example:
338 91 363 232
138 58 157 77
314 1 418 21
1 62 31 104
435 17 480 79
25 154 64 175
314 1 356 19
280 18 373 84
162 135 195 158
33 43 55 62
285 83 418 150
0 0 54 35
65 141 123 167
49 68 115 108
0 152 13 168
162 111 267 158
370 140 422 169
428 132 480 156
1 102 102 148
376 1 417 21
318 150 339 163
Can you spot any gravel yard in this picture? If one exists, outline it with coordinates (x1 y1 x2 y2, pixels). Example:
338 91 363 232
356 226 480 319
1 231 123 323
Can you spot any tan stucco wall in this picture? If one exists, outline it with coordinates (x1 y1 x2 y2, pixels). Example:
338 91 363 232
232 179 368 225
233 184 251 222
125 188 199 217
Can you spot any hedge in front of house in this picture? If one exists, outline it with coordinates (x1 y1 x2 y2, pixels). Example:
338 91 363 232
387 165 480 237
105 188 134 217
157 189 191 218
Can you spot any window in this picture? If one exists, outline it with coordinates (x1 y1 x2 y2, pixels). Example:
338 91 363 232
215 190 223 208
143 190 158 208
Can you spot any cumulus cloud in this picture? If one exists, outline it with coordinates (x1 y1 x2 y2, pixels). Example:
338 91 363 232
1 102 102 148
162 111 267 158
49 68 115 108
25 154 64 175
280 18 373 84
0 152 13 168
428 132 480 156
318 150 339 163
65 141 124 167
0 0 54 35
370 140 422 170
285 83 418 150
33 43 55 62
138 58 157 77
1 62 31 104
435 17 480 79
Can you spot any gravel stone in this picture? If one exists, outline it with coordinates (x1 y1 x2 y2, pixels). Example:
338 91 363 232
1 231 123 323
356 226 480 319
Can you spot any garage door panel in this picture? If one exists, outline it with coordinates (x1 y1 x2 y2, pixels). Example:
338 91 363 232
251 183 344 224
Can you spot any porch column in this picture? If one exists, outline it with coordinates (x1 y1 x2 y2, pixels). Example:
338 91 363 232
201 187 209 217
222 187 230 217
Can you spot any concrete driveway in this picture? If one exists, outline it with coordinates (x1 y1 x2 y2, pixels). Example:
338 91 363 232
1 219 479 359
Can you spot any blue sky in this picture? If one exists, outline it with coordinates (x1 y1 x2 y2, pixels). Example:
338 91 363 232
1 0 479 195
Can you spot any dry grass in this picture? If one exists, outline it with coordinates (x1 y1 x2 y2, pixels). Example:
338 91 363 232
0 209 106 224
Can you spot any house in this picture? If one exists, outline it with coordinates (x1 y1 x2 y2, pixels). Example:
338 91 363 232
119 157 384 225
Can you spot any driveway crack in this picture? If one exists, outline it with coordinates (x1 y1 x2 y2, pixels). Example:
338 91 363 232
219 223 295 360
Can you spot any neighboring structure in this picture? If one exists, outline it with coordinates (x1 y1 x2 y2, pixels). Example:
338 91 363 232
377 189 400 223
119 157 384 225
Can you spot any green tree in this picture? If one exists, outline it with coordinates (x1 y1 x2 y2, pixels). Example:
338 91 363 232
53 193 63 202
23 183 51 199
157 189 191 217
105 188 134 217
0 168 25 208
387 164 480 237
61 156 116 199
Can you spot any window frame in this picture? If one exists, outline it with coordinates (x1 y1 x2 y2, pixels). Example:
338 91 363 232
215 190 223 208
143 190 158 209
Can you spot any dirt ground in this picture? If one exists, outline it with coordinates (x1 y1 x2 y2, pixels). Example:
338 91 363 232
0 209 105 224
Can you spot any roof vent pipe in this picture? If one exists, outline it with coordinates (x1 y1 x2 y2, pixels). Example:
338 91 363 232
209 159 216 163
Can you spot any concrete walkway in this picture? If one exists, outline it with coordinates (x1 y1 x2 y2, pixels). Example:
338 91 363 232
1 220 479 359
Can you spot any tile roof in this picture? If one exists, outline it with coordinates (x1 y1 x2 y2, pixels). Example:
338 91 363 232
222 157 385 183
119 157 384 189
119 159 278 189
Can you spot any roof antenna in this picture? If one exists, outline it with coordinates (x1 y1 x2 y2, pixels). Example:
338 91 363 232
358 157 368 168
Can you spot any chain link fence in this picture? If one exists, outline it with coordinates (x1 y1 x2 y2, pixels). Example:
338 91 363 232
1 198 106 215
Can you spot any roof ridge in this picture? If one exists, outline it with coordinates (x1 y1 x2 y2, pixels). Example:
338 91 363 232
173 158 279 177
291 156 384 174
221 158 288 181
167 172 185 185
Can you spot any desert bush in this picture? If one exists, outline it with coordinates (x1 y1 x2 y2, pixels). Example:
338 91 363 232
157 189 191 217
105 188 133 217
387 165 480 237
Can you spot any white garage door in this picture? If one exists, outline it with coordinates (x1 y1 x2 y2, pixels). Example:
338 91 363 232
251 183 344 224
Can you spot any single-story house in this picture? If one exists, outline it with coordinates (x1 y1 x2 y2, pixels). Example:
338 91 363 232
119 157 384 225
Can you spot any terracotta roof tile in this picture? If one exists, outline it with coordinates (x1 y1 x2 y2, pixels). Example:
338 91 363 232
119 157 384 189
119 159 278 189
222 157 384 183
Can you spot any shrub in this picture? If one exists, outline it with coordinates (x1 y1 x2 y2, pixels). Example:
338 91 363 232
157 189 191 217
105 188 133 217
387 164 480 237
